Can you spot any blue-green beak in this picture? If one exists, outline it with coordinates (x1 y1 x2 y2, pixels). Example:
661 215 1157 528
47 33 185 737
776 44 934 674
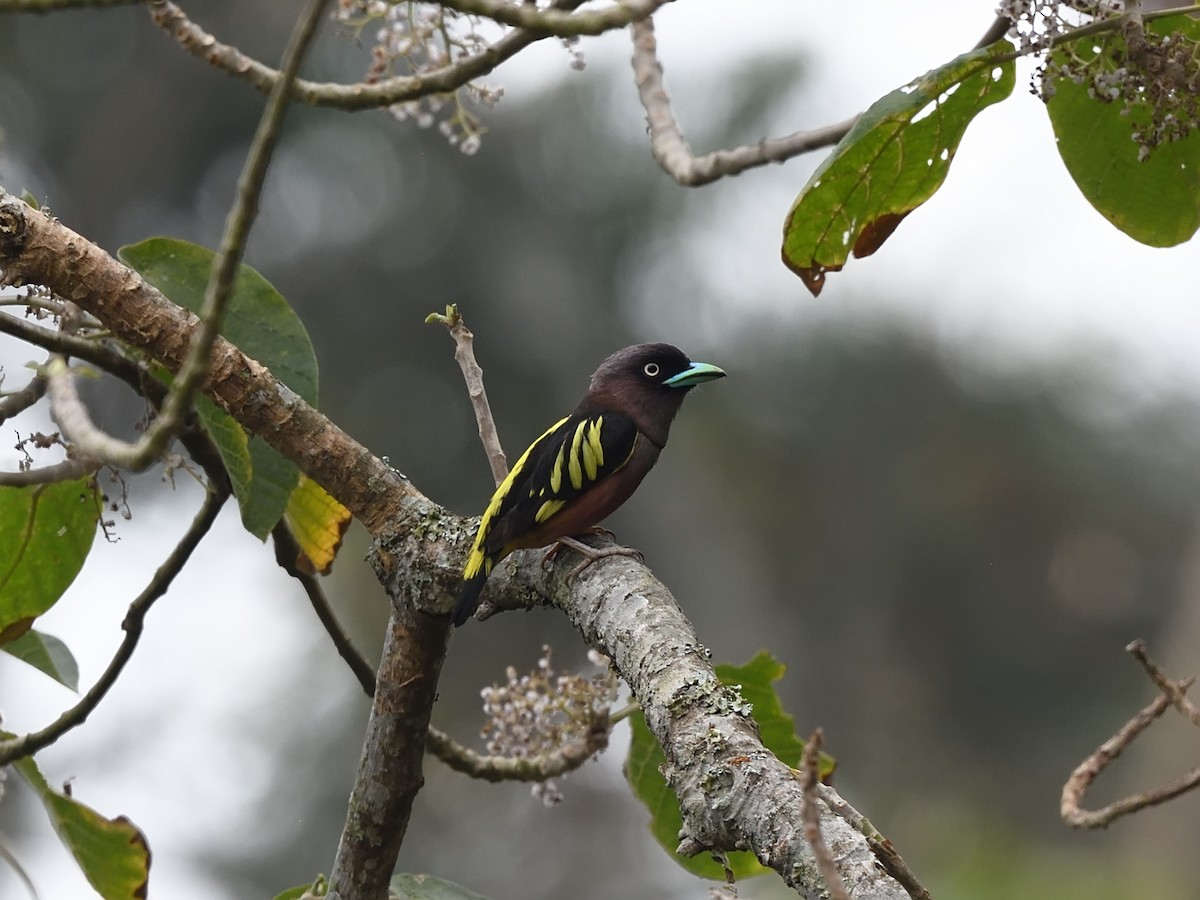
664 361 727 388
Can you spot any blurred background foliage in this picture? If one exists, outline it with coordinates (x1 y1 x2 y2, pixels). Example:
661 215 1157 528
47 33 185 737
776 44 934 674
1 3 1199 899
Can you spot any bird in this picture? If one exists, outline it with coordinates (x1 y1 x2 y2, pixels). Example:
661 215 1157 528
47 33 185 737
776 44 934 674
453 342 726 626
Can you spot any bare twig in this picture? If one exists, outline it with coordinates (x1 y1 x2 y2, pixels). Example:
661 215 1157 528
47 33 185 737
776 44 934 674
428 305 507 484
800 729 850 900
817 783 933 900
1061 641 1200 829
630 17 857 187
976 14 1011 49
0 485 228 765
271 520 377 698
149 0 585 111
0 369 46 423
437 0 672 34
0 456 100 486
0 313 134 372
0 0 145 10
1128 638 1200 726
426 722 607 782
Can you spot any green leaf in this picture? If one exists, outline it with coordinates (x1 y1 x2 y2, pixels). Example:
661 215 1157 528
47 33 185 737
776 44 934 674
1 628 80 690
625 651 834 881
627 709 767 880
389 873 490 899
0 477 99 638
1046 15 1200 247
9 742 151 900
715 652 834 778
118 237 319 539
782 40 1015 295
273 877 325 900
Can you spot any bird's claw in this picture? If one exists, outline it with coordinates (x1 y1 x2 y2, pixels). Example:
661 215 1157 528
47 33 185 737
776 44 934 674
544 535 645 583
565 545 644 584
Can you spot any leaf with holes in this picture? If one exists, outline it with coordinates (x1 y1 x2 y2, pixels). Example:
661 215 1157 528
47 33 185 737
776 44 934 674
1047 14 1200 246
782 40 1015 295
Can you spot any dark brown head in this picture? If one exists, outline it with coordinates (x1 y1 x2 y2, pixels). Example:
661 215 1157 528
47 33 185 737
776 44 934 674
577 343 726 447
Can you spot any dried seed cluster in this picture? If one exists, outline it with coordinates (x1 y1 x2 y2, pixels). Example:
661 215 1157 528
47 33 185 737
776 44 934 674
334 1 585 154
480 647 618 805
1001 1 1200 159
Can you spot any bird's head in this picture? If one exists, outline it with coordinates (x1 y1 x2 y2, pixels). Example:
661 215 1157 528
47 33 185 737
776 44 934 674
581 343 726 446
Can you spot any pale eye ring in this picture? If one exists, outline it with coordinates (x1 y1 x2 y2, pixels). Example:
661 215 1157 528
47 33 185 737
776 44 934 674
643 362 660 377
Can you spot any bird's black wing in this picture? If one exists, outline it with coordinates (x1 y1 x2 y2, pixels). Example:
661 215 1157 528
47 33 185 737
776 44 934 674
465 410 639 568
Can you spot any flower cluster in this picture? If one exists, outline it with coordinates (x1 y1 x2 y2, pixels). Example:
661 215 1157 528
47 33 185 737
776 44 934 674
480 647 618 805
1001 1 1200 160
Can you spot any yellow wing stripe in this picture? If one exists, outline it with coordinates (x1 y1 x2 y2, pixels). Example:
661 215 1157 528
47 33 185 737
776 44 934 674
535 499 566 523
551 443 565 493
568 420 586 490
463 415 570 579
588 418 604 468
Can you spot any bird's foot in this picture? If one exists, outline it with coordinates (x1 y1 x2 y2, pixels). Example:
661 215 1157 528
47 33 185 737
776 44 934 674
544 534 645 583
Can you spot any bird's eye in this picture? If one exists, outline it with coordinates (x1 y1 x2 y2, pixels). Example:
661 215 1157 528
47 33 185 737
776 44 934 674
643 362 660 378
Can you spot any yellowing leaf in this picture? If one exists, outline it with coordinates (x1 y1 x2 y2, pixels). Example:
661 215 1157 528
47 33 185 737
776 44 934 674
284 475 351 575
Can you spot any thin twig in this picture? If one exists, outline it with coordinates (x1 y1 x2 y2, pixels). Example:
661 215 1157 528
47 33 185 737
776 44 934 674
271 520 377 698
1127 638 1200 726
817 783 933 900
136 0 332 468
975 14 1011 50
799 729 850 900
630 17 858 187
39 0 327 473
0 311 231 490
0 313 136 373
148 0 585 111
0 0 145 10
428 304 507 483
1061 641 1200 829
437 0 672 35
0 485 228 765
0 369 46 423
0 456 99 486
426 722 607 782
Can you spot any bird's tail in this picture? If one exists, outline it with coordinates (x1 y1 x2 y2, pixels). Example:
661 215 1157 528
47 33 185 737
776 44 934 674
452 573 487 627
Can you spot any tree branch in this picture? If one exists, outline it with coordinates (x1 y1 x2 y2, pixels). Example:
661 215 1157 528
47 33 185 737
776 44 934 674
0 455 100 486
0 368 46 423
271 519 378 698
437 0 673 35
630 16 857 187
426 723 607 782
428 305 507 484
799 729 849 900
482 545 909 898
0 484 228 765
148 0 585 111
0 188 417 536
0 188 907 899
74 0 331 472
0 0 145 10
1061 640 1200 829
